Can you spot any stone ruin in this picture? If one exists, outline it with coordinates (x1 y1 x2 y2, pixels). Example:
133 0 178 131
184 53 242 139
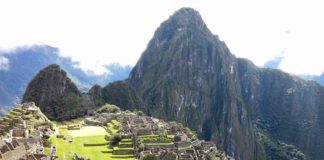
93 112 234 160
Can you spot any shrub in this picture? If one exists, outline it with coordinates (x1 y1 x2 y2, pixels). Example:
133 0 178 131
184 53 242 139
96 104 121 114
104 135 110 141
134 110 144 116
43 134 50 139
141 154 157 160
42 135 51 147
109 135 122 147
125 110 132 113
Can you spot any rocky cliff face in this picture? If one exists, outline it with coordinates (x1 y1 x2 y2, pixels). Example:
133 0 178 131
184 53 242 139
129 8 258 160
238 58 324 159
128 7 324 160
22 64 94 121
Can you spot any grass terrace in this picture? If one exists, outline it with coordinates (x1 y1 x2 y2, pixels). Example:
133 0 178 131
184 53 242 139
47 119 133 160
107 120 120 137
137 134 175 149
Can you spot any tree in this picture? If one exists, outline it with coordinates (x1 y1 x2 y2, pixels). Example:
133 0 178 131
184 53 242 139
109 135 121 147
96 104 121 114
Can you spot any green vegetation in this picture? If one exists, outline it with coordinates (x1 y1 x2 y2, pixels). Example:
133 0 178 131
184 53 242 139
0 105 52 135
48 121 133 160
110 155 135 158
113 147 134 151
110 135 122 146
22 64 97 121
137 134 174 150
139 135 172 143
212 156 221 160
89 80 146 112
48 135 109 160
178 146 192 150
255 126 307 160
141 154 158 160
133 110 144 116
107 120 120 136
96 104 121 114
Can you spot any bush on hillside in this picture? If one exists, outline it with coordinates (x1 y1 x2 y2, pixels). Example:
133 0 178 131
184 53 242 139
109 135 122 147
134 110 144 116
96 104 121 114
141 154 157 160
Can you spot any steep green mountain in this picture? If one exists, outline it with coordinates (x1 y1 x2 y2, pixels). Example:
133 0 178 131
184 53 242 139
22 64 95 121
88 81 146 112
128 8 258 160
0 45 131 111
128 7 324 160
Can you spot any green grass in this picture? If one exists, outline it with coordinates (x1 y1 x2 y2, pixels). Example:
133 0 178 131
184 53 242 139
113 147 134 151
111 120 120 126
178 146 192 150
107 122 119 136
121 139 132 142
48 136 108 160
48 126 133 160
110 155 134 158
145 142 173 146
167 135 175 139
138 134 173 144
212 156 221 160
137 134 160 138
68 126 107 137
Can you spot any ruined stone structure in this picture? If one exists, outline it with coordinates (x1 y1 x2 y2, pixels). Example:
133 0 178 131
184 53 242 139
93 112 234 160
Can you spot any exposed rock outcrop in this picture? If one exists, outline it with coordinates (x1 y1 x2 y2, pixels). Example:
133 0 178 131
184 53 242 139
128 8 258 160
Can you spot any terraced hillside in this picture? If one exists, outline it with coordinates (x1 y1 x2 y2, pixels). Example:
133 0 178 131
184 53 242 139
45 105 233 160
0 102 52 137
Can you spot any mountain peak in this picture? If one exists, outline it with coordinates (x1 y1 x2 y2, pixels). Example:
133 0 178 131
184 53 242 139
151 7 209 43
43 63 61 71
171 7 202 21
167 7 206 29
22 64 91 121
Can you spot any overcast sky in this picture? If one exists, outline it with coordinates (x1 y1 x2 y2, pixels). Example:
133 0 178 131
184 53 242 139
0 0 323 75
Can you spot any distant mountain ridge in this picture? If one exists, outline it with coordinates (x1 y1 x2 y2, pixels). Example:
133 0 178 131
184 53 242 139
263 56 324 86
300 74 324 85
0 45 131 115
22 64 144 121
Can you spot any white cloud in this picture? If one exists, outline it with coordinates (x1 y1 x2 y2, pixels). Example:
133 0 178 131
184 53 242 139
0 56 10 71
0 0 323 75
